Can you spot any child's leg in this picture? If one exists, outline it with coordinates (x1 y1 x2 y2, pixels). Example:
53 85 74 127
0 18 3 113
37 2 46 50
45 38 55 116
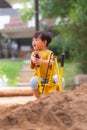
33 89 40 99
53 75 65 88
29 76 40 99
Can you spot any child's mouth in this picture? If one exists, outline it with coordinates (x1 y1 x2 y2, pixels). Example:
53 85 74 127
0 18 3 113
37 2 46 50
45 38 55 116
33 45 37 50
33 45 36 48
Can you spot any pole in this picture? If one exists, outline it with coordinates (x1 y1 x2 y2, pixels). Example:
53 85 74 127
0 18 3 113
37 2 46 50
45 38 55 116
34 0 39 31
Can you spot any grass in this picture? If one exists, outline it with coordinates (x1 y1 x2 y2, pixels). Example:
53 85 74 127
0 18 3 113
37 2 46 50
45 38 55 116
0 59 24 86
0 59 82 88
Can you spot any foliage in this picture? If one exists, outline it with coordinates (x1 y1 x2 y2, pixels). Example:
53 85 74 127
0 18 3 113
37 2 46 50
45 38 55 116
48 36 62 58
40 0 87 73
18 0 34 22
40 0 73 18
48 26 78 60
19 0 87 73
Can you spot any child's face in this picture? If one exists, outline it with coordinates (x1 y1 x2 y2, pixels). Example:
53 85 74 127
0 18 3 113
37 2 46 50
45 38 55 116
32 36 46 51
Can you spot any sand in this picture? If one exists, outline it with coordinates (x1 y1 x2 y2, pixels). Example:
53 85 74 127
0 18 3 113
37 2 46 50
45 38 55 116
0 83 87 130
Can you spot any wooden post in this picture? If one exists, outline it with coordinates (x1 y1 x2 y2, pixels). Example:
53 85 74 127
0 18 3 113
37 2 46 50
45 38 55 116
34 0 39 31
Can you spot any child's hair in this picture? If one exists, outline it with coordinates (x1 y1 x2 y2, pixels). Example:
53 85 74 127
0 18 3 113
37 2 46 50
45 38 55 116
33 30 52 46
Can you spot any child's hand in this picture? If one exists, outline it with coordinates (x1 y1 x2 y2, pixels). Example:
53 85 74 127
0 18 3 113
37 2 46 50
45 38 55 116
35 58 43 66
33 57 43 66
31 53 43 66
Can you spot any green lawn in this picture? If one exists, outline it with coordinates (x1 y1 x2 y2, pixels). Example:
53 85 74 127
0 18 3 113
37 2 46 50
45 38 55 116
0 59 24 86
0 59 82 88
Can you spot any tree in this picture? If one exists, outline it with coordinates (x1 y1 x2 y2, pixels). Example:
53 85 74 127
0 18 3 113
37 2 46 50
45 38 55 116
40 0 87 73
19 0 87 73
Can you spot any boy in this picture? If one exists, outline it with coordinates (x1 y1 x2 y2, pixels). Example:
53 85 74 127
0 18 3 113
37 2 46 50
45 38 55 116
29 30 58 99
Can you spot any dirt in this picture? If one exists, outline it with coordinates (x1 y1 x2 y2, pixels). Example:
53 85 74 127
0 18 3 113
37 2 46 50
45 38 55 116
0 83 87 130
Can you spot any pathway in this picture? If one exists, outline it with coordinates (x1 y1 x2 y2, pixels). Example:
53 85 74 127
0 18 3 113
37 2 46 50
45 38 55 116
18 60 34 87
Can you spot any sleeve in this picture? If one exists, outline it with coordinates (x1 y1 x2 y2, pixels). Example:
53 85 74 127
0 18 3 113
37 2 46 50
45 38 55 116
47 50 53 60
47 50 54 67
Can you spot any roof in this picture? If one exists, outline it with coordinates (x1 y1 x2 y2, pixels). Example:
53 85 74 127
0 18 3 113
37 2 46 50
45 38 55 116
0 0 11 8
4 16 26 28
0 4 35 38
0 15 35 38
0 0 35 38
2 27 35 38
2 16 35 38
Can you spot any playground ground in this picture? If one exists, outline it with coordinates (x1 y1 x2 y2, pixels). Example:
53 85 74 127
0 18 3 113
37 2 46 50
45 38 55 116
0 83 87 130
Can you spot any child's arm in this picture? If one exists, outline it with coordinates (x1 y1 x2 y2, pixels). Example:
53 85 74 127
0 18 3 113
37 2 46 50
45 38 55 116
30 53 36 69
35 52 54 66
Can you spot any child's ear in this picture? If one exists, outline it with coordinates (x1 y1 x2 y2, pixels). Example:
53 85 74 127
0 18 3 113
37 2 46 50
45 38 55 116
44 40 47 45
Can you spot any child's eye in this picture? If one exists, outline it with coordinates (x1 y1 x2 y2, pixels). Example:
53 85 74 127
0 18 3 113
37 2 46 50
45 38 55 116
33 39 37 42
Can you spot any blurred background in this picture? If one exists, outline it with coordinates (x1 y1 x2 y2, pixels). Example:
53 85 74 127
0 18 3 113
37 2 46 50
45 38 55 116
0 0 87 89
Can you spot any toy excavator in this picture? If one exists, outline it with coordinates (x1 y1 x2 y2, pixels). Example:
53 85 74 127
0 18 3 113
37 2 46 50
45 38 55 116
36 53 65 95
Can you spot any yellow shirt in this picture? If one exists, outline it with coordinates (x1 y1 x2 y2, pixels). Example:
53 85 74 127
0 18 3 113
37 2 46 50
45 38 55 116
30 49 56 79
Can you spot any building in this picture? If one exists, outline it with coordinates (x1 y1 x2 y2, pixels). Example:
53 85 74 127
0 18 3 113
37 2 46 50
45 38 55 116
0 0 35 58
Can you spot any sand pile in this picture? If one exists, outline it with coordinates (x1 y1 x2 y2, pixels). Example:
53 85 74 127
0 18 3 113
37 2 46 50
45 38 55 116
0 84 87 130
